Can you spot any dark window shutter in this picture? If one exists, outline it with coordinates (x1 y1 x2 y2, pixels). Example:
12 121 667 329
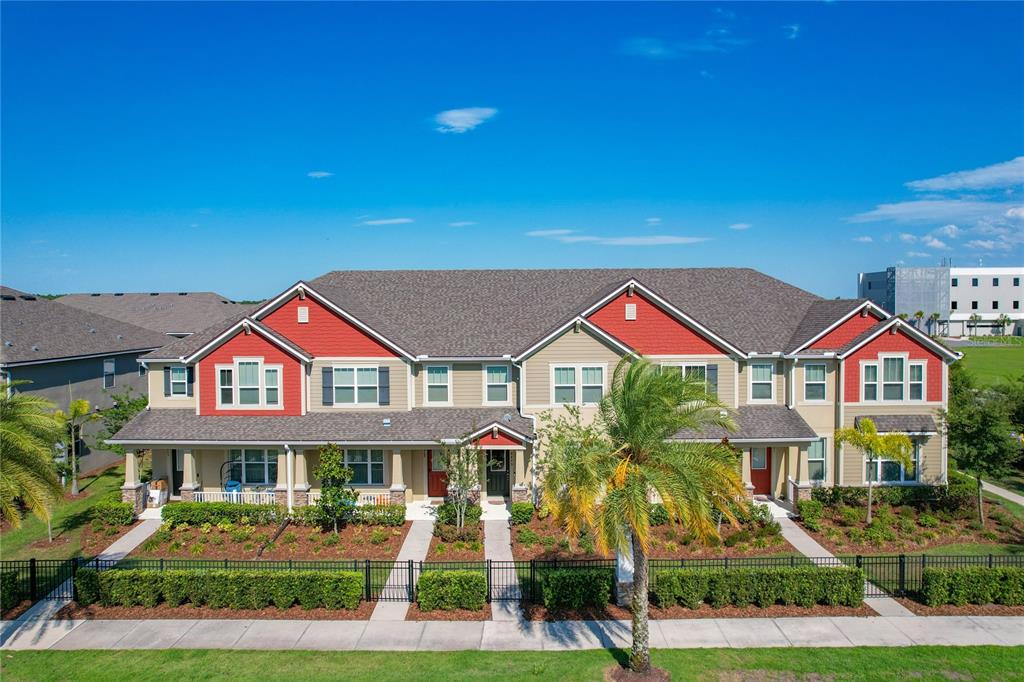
163 366 171 397
706 364 718 399
186 367 194 396
322 367 333 406
378 367 390 405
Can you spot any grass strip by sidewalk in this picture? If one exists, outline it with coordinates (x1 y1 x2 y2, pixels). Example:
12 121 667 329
3 647 1024 681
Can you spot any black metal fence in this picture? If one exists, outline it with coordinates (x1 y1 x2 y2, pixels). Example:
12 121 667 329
3 553 1022 608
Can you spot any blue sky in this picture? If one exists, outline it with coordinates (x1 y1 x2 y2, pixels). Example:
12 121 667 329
2 2 1022 301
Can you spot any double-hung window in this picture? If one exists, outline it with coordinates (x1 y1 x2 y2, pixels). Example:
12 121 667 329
264 367 280 406
804 364 827 401
862 363 878 401
806 438 827 482
218 368 234 404
867 442 919 484
553 367 576 404
103 358 116 389
552 365 605 405
170 366 189 396
238 361 261 405
218 359 283 408
882 357 904 401
425 366 450 404
345 449 384 485
227 449 278 486
749 362 774 401
334 366 378 405
909 362 925 401
485 365 510 404
581 366 604 404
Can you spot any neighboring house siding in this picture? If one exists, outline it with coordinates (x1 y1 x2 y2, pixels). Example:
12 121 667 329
588 291 728 355
809 311 883 350
309 357 410 411
197 330 303 416
522 325 625 413
843 329 943 403
147 361 196 409
261 294 398 357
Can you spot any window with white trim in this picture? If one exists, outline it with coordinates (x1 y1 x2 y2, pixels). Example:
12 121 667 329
238 361 260 405
866 442 919 484
804 363 826 401
751 447 767 470
218 368 233 404
217 359 283 408
553 365 604 405
909 362 925 401
553 366 576 404
862 363 878 401
264 367 280 405
806 438 826 482
170 366 188 396
581 366 604 404
227 449 278 485
334 366 378 405
882 357 904 401
103 358 115 389
749 362 774 401
485 365 510 404
425 365 450 404
345 449 384 485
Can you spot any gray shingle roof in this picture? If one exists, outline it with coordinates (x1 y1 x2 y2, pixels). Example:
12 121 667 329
855 414 938 434
787 299 870 351
58 291 250 336
141 303 264 360
1 286 169 365
672 405 819 442
109 408 534 444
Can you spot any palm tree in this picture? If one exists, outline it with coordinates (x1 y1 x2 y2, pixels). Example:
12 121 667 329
835 417 912 524
539 358 745 674
928 312 941 336
0 382 64 528
914 310 924 329
996 314 1012 336
54 398 97 495
968 313 981 337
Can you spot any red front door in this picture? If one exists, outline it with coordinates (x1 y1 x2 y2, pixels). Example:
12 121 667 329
750 447 772 495
427 450 448 497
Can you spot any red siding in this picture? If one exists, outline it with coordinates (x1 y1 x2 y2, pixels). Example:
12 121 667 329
261 294 398 357
810 311 883 350
198 329 303 416
473 430 524 447
587 291 727 355
843 328 943 403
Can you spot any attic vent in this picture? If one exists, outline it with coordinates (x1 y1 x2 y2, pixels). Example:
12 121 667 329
116 334 123 340
88 328 96 333
21 295 36 301
297 306 309 324
382 417 391 427
860 309 868 317
31 345 39 351
178 292 187 296
4 341 12 347
149 292 159 296
90 293 101 297
114 293 124 296
625 303 637 321
1 295 14 301
502 412 513 423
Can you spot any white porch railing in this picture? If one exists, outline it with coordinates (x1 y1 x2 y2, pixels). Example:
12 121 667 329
305 491 390 506
192 490 277 505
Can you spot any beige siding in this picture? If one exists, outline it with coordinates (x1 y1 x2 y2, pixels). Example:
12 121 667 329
840 404 944 486
309 358 410 411
147 362 196 410
738 360 785 405
411 362 517 408
522 325 625 410
653 356 737 407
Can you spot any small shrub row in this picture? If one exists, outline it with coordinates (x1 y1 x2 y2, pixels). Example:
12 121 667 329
434 524 481 543
433 503 483 526
74 568 362 610
92 498 135 526
510 502 534 525
810 474 973 513
796 499 825 532
352 503 406 526
162 502 284 528
540 568 614 611
417 570 487 611
653 567 864 609
920 567 1024 607
0 570 22 612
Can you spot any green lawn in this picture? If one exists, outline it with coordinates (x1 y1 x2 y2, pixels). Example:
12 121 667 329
0 464 124 561
4 647 1024 681
959 345 1024 386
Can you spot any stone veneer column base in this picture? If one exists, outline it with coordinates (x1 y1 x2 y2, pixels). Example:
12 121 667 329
293 490 309 507
791 485 813 504
180 487 197 502
511 486 530 503
744 484 755 500
389 485 407 506
121 484 145 517
274 489 288 508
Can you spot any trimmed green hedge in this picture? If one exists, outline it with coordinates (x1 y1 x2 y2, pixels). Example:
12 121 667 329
433 503 483 526
417 570 487 611
540 568 614 611
921 567 1024 607
509 502 534 526
92 498 136 526
75 568 362 610
653 567 864 609
352 504 405 526
810 472 973 512
1 569 22 612
162 502 284 528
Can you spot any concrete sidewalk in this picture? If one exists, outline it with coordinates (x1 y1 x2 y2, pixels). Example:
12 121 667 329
3 615 1021 651
982 479 1024 507
369 520 434 621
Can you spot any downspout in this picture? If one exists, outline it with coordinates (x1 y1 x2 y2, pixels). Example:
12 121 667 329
514 359 539 505
285 444 294 512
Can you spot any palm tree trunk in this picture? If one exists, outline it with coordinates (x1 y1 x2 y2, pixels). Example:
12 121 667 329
629 533 651 673
70 425 79 496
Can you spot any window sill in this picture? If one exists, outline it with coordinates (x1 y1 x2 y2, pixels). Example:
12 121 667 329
216 405 285 411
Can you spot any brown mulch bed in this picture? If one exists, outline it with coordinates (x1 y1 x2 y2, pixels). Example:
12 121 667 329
606 665 671 682
80 520 141 555
522 602 633 621
406 603 491 621
522 601 874 621
55 600 375 620
1 600 34 621
895 598 1024 616
130 521 411 561
427 527 485 561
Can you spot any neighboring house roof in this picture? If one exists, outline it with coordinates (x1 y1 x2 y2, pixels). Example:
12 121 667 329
672 405 819 443
786 299 875 352
0 286 169 366
58 291 250 336
109 407 534 445
855 414 938 434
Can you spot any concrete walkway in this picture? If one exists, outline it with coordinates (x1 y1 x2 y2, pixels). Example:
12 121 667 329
484 519 519 621
369 520 434 621
3 615 1021 651
758 500 915 618
982 479 1024 507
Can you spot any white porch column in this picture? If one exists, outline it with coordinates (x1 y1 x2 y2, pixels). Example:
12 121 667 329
511 448 529 503
286 445 294 512
123 450 140 487
180 449 200 501
389 449 407 505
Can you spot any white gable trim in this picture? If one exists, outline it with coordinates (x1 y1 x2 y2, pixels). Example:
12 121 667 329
250 282 416 361
464 422 534 444
578 279 748 358
790 300 891 353
182 318 312 364
513 316 636 363
837 317 961 361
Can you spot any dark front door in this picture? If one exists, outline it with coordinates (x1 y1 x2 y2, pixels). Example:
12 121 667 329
486 451 510 498
170 449 183 496
750 447 772 495
427 449 448 497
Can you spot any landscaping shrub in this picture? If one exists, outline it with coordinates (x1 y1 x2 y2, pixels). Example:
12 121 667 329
417 570 487 611
516 528 540 546
812 477 973 515
92 498 135 526
433 503 483 526
653 567 864 609
75 569 362 610
509 502 535 526
921 567 1024 607
649 503 670 527
434 523 481 543
351 503 406 526
0 569 23 611
540 568 614 611
796 499 824 531
162 502 283 528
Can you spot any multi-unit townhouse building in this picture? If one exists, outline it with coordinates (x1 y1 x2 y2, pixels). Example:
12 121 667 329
109 269 961 515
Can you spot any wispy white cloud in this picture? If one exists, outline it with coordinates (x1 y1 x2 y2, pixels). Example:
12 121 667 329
905 156 1024 192
526 229 709 247
621 38 679 59
783 24 801 40
699 69 714 79
525 229 574 238
713 7 736 20
307 171 333 179
622 25 749 59
907 251 932 258
448 221 476 227
848 199 1012 224
934 224 961 239
922 235 950 250
967 240 1001 251
728 222 752 230
645 217 662 225
434 107 497 133
362 218 414 226
898 233 917 243
853 236 873 243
